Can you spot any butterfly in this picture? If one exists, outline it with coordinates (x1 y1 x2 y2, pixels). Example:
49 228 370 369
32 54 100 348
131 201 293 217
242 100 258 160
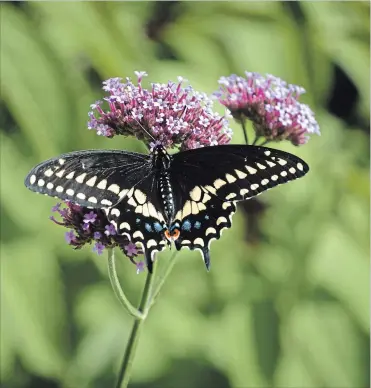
24 144 309 272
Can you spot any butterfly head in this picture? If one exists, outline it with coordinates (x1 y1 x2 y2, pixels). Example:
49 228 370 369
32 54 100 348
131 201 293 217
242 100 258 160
152 143 171 170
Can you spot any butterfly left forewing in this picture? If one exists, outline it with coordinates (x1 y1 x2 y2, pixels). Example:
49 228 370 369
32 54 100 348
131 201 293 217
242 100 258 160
24 149 151 208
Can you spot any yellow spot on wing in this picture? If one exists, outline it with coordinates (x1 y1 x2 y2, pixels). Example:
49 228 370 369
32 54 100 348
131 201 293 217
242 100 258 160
182 201 192 218
120 222 131 230
225 173 237 183
86 176 97 186
191 201 199 215
97 179 107 189
190 186 202 202
206 227 217 236
225 192 237 200
75 173 87 183
134 189 147 205
56 169 65 178
135 205 143 214
127 197 137 207
133 231 144 239
194 238 204 246
44 168 54 177
245 166 257 174
108 184 120 194
213 179 226 189
197 203 206 211
205 185 216 195
216 216 228 225
66 171 75 179
234 169 247 179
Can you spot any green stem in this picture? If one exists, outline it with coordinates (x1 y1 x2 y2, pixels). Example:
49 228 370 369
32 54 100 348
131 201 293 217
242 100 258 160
241 120 249 145
260 139 270 147
115 261 157 388
252 135 260 145
148 250 178 308
107 249 144 320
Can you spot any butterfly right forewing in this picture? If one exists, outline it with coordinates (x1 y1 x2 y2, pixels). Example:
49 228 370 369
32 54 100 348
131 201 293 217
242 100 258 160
171 145 309 203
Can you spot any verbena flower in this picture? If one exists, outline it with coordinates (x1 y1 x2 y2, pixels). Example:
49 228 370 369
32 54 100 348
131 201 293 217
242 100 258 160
50 202 143 264
136 261 146 274
88 72 233 150
214 72 320 145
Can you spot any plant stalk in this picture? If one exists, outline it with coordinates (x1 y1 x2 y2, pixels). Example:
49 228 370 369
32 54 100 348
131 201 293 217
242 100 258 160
107 249 144 320
115 260 157 388
241 120 249 145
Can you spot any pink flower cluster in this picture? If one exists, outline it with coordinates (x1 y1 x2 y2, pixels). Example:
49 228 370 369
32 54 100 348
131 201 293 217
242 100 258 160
215 72 320 145
88 72 233 150
50 202 143 268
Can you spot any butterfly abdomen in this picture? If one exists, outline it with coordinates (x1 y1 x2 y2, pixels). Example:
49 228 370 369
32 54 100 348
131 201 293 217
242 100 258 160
158 171 175 223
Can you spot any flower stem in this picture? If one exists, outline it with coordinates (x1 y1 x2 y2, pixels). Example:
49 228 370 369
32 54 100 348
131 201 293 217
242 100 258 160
260 139 270 147
252 135 260 145
107 249 144 320
241 120 249 145
148 250 178 308
115 261 157 388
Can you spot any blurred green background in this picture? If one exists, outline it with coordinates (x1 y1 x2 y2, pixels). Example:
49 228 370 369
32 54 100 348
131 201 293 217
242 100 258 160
1 2 369 388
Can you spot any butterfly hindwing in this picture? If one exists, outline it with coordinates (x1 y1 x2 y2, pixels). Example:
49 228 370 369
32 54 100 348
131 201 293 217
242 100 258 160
24 150 151 208
105 175 168 271
173 194 237 269
171 145 309 203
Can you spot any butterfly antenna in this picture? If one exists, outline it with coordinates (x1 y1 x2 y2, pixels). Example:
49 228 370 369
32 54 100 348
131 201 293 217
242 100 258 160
131 114 156 142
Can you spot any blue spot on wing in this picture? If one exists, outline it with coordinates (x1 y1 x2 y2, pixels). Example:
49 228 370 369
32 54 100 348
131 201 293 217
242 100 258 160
181 220 192 231
194 221 201 229
153 222 163 232
145 223 153 232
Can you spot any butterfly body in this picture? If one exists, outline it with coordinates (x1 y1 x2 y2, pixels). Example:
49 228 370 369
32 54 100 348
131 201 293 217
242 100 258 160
25 144 309 272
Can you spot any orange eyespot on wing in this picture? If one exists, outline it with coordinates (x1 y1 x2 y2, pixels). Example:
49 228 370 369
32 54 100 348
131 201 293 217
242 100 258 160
164 229 180 241
172 229 180 240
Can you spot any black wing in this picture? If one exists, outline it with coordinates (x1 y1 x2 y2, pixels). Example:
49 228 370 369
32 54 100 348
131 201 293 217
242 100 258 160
104 174 168 273
171 145 309 204
172 195 237 269
170 145 309 267
24 149 152 208
25 149 168 271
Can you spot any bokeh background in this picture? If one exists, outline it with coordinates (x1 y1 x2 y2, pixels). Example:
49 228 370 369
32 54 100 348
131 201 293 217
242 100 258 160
1 2 370 388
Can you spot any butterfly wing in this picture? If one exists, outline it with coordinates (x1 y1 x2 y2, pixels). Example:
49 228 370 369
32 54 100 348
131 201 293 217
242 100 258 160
170 145 309 267
172 195 237 270
104 174 168 273
25 149 168 271
171 145 309 203
24 149 152 208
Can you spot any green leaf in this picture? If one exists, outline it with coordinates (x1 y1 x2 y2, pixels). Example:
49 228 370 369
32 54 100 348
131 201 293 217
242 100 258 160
307 225 370 332
1 240 66 378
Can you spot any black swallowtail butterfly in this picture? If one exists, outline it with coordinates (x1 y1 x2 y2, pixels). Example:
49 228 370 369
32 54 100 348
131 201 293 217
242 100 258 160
24 144 309 272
